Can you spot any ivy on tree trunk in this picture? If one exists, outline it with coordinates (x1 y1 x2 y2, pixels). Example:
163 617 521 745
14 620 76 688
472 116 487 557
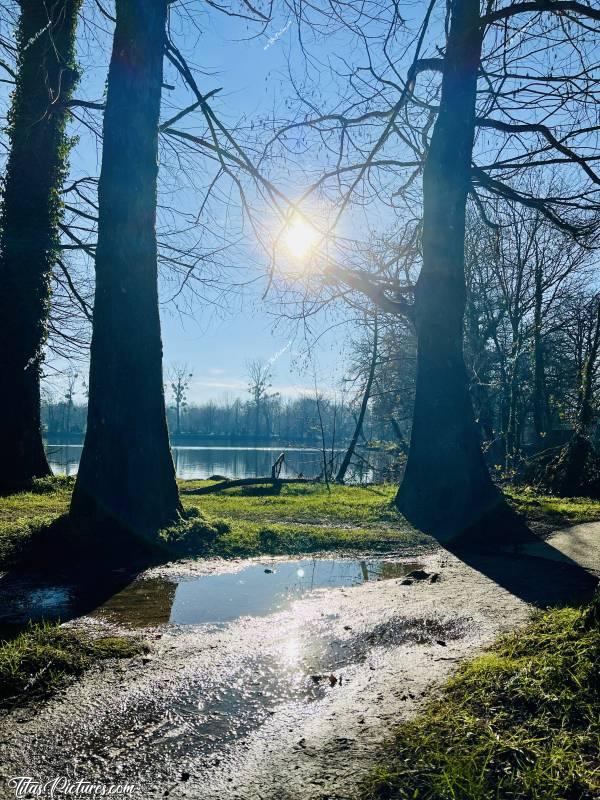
71 0 181 537
0 0 82 492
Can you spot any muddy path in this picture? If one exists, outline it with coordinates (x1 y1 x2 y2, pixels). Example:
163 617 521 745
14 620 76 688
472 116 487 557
0 525 598 800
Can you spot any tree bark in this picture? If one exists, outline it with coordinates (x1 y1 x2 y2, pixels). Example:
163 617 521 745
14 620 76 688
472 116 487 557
532 260 550 447
336 317 378 483
0 0 81 492
388 415 409 454
395 0 501 536
505 332 522 471
71 0 181 537
552 300 600 494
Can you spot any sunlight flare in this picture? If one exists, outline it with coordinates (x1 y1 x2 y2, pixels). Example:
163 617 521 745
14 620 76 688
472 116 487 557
283 215 319 261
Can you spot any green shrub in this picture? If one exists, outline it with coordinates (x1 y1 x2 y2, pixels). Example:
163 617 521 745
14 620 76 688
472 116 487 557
159 507 231 555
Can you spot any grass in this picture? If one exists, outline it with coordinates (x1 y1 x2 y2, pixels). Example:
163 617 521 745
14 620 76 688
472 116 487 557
0 479 431 569
0 477 71 567
2 479 600 569
180 479 401 526
0 621 146 708
506 486 600 535
177 480 429 557
363 604 600 800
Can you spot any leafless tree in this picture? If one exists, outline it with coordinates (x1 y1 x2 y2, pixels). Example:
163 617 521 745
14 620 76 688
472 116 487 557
168 363 193 435
261 0 600 535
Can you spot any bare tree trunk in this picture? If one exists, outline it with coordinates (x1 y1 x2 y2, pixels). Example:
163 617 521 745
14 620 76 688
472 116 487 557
532 260 549 447
71 0 181 537
337 317 378 483
0 0 81 492
545 299 600 496
255 399 261 438
505 333 522 471
395 0 500 536
388 414 409 454
314 381 331 490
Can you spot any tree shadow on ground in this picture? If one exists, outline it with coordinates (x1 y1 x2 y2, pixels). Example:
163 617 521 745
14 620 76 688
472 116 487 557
0 515 168 640
447 505 598 608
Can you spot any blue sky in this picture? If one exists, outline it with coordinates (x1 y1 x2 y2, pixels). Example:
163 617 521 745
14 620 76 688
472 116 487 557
64 2 352 404
156 7 349 402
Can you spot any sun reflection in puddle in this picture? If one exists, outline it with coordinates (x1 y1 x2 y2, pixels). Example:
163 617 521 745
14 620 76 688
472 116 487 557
0 558 425 630
280 635 302 667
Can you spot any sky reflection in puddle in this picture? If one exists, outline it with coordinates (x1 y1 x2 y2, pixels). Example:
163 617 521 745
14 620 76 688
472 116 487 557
0 559 422 629
95 559 423 628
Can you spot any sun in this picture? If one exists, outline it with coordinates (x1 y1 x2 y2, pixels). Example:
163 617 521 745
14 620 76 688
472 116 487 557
283 214 318 261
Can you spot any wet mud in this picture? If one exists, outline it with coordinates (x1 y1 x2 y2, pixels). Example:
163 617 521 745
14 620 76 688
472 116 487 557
1 523 598 800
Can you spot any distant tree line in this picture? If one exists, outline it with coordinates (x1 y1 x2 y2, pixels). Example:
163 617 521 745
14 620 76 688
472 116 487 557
41 385 390 447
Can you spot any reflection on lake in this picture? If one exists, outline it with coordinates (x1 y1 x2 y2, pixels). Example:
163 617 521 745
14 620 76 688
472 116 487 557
43 438 390 483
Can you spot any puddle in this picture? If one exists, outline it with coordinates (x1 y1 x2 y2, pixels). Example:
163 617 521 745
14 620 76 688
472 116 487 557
28 612 467 789
0 559 422 630
0 559 468 791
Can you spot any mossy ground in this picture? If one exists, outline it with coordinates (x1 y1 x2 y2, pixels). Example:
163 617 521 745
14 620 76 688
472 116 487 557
505 485 600 535
2 479 600 568
177 480 429 556
0 622 146 708
0 478 432 568
364 604 600 800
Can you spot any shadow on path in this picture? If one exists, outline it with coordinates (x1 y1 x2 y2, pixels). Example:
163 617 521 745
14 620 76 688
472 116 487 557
447 508 598 608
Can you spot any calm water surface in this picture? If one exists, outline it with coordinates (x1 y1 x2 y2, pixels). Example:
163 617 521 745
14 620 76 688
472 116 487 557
0 559 422 629
44 439 388 482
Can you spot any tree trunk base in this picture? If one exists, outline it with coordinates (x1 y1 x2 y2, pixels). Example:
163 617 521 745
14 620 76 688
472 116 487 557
395 461 502 540
70 484 182 543
0 431 51 495
541 434 600 498
70 438 182 542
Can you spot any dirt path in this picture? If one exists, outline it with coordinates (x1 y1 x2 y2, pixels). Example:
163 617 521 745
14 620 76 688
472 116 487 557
0 524 598 800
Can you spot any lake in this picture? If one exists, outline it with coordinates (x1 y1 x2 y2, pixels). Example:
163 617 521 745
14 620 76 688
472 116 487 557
43 438 391 483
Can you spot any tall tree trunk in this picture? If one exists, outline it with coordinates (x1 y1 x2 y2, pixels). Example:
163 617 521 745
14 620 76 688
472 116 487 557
532 261 549 447
505 332 521 471
545 301 600 496
0 0 81 492
71 0 181 538
337 317 378 483
395 0 500 536
255 398 261 438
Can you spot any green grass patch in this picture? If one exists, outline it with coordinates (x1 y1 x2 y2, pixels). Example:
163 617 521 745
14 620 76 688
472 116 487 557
185 519 429 558
4 479 599 569
179 480 401 526
363 604 600 800
507 486 600 534
0 479 428 568
0 621 146 708
0 478 72 567
176 482 429 556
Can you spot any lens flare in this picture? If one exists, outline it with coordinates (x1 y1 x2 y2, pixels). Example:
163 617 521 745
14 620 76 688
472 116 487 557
284 215 318 261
